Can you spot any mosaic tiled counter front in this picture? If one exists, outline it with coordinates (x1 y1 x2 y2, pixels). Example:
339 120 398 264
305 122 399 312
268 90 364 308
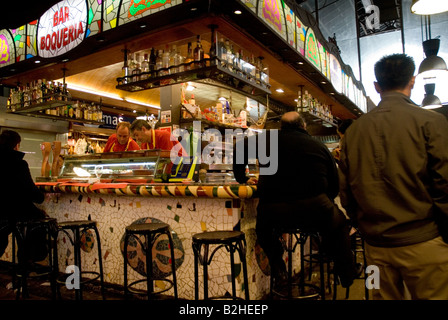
33 182 273 299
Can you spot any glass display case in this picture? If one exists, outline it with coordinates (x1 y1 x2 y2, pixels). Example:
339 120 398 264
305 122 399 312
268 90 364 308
58 150 174 182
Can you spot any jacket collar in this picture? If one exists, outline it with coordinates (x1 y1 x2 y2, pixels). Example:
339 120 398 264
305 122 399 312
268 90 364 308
0 146 25 160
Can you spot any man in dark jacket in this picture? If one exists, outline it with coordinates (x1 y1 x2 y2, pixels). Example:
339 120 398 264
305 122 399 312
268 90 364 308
233 112 357 288
0 130 47 260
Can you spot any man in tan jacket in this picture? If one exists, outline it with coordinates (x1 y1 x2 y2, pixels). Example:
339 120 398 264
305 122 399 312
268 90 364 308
339 53 448 299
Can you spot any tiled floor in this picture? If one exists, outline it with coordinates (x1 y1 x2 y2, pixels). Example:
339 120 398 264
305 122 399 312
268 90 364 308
0 260 367 301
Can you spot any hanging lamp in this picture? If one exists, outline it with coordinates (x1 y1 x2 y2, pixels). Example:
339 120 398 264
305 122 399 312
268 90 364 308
411 0 448 15
421 83 442 109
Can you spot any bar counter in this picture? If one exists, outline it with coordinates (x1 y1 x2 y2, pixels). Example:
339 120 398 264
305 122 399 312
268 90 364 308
30 181 271 299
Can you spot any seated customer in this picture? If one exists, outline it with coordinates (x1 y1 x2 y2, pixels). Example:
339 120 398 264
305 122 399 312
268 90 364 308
233 112 359 289
0 130 48 262
103 121 140 152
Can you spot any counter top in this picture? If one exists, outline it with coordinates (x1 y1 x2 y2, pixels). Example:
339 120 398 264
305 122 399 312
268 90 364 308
36 182 257 199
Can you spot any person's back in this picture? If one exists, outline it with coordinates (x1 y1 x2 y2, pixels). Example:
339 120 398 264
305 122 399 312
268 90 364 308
0 131 44 222
341 92 445 247
257 127 338 202
339 53 448 300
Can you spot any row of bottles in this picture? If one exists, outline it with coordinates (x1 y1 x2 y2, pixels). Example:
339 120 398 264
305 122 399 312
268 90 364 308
120 35 207 84
43 100 104 122
118 34 269 87
7 79 71 111
217 38 269 86
298 90 335 123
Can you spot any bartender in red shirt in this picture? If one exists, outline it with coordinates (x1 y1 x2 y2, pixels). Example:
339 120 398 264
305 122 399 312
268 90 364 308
103 121 140 152
130 119 177 151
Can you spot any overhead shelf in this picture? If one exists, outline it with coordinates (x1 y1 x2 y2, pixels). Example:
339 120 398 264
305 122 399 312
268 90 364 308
116 58 271 97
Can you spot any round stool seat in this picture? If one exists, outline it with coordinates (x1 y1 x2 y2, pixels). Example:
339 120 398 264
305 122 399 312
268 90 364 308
125 223 169 234
192 231 244 244
58 220 96 229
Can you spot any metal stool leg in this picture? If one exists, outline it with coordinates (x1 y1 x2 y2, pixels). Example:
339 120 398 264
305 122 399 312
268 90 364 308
123 233 129 299
166 230 178 299
91 225 105 299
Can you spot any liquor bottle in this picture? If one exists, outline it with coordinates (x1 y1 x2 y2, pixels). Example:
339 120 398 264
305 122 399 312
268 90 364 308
128 52 136 80
23 84 30 107
141 53 150 80
97 105 103 122
122 50 130 84
162 50 170 74
193 35 204 68
175 47 184 72
218 38 226 66
185 42 194 70
156 49 163 72
132 53 141 82
149 48 156 78
91 103 98 121
36 79 43 103
209 31 217 66
41 79 47 102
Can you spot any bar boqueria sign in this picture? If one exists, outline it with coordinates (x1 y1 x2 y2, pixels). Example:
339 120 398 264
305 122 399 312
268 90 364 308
37 0 87 58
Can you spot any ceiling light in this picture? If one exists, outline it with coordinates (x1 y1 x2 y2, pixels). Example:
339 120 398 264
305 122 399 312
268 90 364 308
276 88 284 93
63 82 160 109
234 10 242 14
34 60 41 64
421 83 442 109
411 0 448 15
418 39 448 75
218 97 227 101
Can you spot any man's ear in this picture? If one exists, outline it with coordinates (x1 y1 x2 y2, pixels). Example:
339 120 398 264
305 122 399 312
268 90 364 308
409 76 416 90
374 81 382 94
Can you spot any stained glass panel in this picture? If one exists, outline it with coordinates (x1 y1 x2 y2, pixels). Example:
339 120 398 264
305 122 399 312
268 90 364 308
0 29 15 67
103 0 120 32
87 0 103 37
258 0 286 41
305 27 321 71
13 25 27 62
118 0 182 27
282 1 295 49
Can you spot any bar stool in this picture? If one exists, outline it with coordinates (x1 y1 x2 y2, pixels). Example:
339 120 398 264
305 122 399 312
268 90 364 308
56 220 105 300
192 230 249 300
270 228 326 300
345 228 368 300
123 222 178 300
12 218 58 299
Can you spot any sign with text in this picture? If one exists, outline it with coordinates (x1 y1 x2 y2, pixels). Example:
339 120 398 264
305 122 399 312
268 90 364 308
37 0 87 58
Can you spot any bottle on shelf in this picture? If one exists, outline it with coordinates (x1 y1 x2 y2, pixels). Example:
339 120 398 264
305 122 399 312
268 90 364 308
226 41 234 71
149 47 156 78
97 105 103 122
132 53 141 82
209 31 217 66
218 38 227 67
91 102 98 121
122 50 130 84
36 79 43 103
156 49 164 74
175 47 184 72
162 50 170 75
185 42 194 70
128 52 136 80
193 35 204 68
141 53 150 80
